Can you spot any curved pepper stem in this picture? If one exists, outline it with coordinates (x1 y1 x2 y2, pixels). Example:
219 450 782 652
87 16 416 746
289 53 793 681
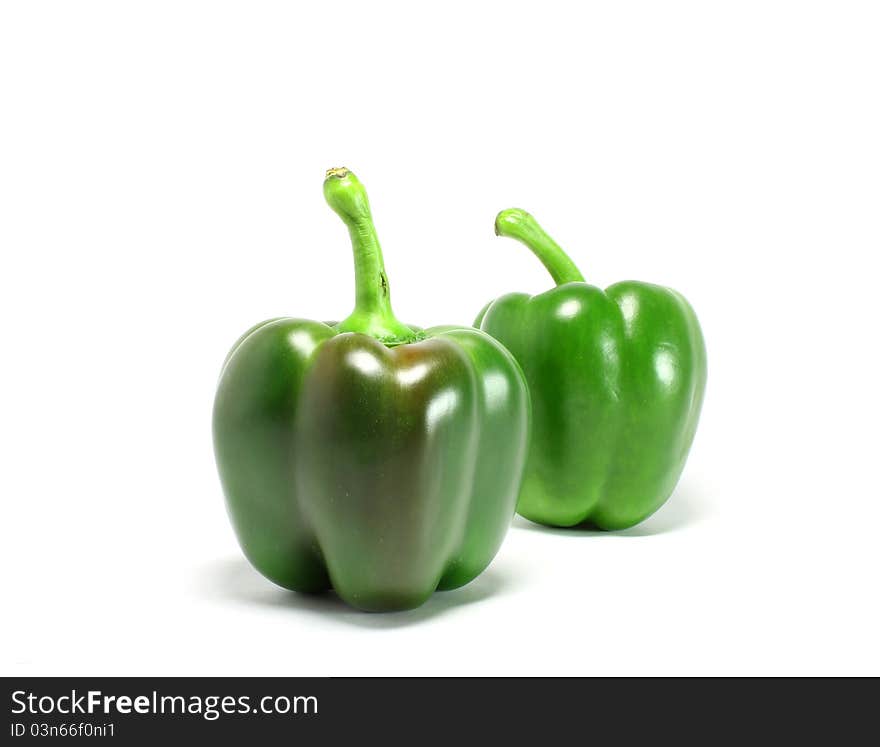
494 208 585 286
324 167 418 344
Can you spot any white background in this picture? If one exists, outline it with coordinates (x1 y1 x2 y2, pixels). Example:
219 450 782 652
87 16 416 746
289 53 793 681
2 1 878 676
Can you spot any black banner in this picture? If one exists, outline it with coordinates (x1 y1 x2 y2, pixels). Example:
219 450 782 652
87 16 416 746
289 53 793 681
3 677 876 742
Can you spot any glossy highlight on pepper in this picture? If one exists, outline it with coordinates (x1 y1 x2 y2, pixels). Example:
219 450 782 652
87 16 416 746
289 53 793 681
213 168 530 611
476 208 706 530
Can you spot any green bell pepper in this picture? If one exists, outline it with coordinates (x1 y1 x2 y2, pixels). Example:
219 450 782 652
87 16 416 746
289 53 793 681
213 169 530 612
476 209 706 530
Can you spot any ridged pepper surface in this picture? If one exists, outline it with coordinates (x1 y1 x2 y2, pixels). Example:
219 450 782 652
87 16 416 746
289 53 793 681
214 169 529 611
476 209 706 530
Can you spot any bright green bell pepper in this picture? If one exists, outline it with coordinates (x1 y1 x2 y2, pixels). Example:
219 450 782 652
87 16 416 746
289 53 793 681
476 209 706 530
213 169 530 612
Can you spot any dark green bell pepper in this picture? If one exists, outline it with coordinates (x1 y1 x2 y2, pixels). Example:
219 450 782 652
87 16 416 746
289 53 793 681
213 169 529 611
476 209 706 530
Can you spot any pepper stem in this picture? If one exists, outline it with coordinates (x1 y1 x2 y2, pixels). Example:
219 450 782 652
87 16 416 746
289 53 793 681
494 208 585 286
324 168 417 344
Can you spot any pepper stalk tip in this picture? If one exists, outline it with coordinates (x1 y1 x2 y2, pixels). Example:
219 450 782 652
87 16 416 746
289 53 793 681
495 208 531 238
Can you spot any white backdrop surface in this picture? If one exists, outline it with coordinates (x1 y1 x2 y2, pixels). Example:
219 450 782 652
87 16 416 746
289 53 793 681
1 1 878 675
